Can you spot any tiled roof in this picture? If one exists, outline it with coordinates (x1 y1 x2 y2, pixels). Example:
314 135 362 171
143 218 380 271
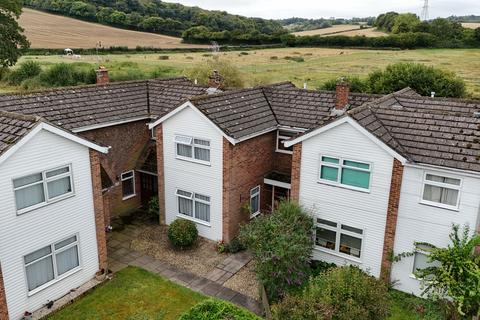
0 77 207 131
350 94 480 172
0 111 40 156
190 85 380 138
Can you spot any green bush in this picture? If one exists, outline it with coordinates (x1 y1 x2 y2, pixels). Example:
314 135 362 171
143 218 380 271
21 78 44 91
272 266 391 320
224 237 246 253
179 299 261 320
147 196 159 218
168 219 198 249
187 58 244 88
320 76 368 93
39 63 96 87
7 61 42 85
239 201 314 301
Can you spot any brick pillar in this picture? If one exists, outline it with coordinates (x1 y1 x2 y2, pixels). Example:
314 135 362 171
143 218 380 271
222 138 233 242
155 125 166 225
380 159 404 282
290 143 302 202
89 150 108 273
0 264 8 320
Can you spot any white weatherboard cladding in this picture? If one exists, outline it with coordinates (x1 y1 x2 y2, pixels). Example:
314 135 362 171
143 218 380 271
0 130 99 319
391 166 480 295
299 122 394 277
163 106 223 241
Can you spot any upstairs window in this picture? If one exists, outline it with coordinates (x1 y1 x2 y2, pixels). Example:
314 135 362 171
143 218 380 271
250 186 261 218
175 135 210 163
13 165 73 214
176 189 211 223
315 218 363 259
121 171 136 200
276 130 296 154
319 156 371 190
421 173 461 209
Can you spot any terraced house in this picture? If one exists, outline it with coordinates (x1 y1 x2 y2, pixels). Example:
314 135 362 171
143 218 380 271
0 72 479 318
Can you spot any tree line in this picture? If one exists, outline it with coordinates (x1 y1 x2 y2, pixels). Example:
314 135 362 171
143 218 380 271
23 0 287 44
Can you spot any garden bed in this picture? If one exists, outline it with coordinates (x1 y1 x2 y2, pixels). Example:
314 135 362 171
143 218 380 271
130 224 231 278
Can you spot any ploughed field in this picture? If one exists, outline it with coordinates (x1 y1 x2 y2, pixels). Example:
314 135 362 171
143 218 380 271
292 24 388 37
18 8 208 49
13 47 480 97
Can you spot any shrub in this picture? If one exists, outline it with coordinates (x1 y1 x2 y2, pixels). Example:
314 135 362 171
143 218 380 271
168 218 198 249
179 299 261 320
272 266 391 320
39 63 96 87
187 58 244 88
320 75 368 93
21 78 44 91
224 237 246 253
147 196 159 218
7 61 42 85
239 201 314 301
366 62 466 98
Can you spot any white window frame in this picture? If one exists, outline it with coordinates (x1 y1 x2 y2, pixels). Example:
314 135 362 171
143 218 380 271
13 164 75 215
420 172 462 210
410 243 441 280
314 218 364 262
174 135 211 165
24 234 82 296
250 186 261 218
318 155 372 192
275 130 296 154
176 189 211 226
121 170 136 200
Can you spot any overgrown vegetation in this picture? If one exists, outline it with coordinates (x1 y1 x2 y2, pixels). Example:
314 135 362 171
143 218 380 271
272 266 391 320
187 58 244 88
239 201 314 301
167 219 198 249
395 225 480 319
23 0 286 44
178 299 261 320
321 62 466 98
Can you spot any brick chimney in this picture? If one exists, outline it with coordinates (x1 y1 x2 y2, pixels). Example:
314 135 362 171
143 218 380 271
96 66 109 85
208 70 224 89
335 78 350 110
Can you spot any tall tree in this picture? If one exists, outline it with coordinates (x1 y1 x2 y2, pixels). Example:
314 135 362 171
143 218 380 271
0 0 30 67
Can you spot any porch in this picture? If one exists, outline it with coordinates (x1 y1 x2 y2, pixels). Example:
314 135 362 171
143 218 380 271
263 171 291 212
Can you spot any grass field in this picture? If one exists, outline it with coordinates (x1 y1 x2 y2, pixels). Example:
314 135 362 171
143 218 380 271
13 47 480 97
462 22 480 29
293 25 388 37
18 8 208 49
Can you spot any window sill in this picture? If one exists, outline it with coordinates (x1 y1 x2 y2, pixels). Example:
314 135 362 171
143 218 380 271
176 214 211 227
250 211 261 219
122 194 137 201
314 246 362 264
316 180 370 194
27 266 82 297
275 149 293 155
418 200 459 212
17 193 75 216
175 156 211 167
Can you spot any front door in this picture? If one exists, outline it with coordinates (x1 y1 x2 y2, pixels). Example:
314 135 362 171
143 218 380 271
140 172 158 206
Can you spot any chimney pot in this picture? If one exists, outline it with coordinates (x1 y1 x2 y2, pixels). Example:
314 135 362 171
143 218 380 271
96 66 109 85
335 79 349 110
208 70 225 89
431 91 435 98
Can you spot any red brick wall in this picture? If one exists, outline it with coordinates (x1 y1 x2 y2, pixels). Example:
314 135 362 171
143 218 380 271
0 264 8 320
155 124 166 225
222 132 277 241
290 143 302 202
273 152 292 174
89 150 108 273
80 120 150 217
380 159 404 282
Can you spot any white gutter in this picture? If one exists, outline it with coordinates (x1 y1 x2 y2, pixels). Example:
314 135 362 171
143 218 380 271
404 162 480 178
72 116 153 133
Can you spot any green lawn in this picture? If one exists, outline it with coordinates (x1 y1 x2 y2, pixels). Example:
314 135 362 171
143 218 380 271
388 290 445 320
47 267 207 320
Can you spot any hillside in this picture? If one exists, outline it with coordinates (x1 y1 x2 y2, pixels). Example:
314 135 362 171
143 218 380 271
18 8 207 49
293 25 387 37
22 0 285 44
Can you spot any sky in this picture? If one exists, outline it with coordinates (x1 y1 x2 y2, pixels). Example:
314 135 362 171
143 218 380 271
163 0 480 19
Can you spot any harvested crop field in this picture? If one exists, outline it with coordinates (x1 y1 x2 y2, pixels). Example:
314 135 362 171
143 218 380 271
18 8 208 49
462 22 480 29
293 24 387 37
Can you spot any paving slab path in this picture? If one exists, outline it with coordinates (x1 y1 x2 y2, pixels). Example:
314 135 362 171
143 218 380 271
107 235 262 316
